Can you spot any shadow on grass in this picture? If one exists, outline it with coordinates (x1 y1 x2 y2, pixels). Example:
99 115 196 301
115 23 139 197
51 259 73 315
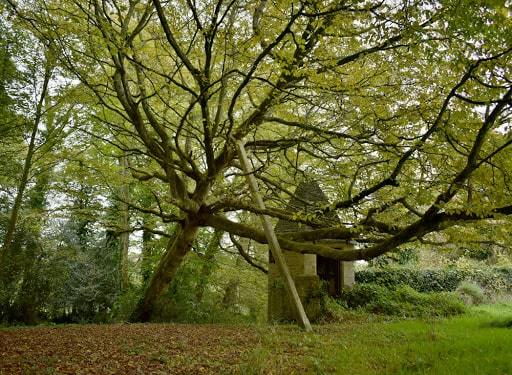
486 318 512 328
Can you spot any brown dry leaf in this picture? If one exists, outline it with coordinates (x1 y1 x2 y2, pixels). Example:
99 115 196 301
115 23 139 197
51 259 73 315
0 324 259 375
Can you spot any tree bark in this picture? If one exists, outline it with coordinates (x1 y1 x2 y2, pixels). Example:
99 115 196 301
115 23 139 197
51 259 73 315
222 278 240 310
119 155 130 290
130 219 199 322
141 216 154 284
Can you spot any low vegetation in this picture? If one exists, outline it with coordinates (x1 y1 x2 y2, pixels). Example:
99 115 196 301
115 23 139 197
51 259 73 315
456 281 486 305
356 266 512 295
247 304 512 374
337 284 467 318
1 305 511 374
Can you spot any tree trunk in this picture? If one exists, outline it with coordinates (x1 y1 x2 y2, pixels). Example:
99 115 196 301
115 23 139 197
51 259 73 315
141 216 154 284
17 264 40 325
119 155 130 290
222 278 240 311
1 62 52 263
130 220 199 322
195 229 222 302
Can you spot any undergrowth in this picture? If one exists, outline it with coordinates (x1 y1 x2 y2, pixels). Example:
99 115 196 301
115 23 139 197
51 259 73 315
335 283 467 318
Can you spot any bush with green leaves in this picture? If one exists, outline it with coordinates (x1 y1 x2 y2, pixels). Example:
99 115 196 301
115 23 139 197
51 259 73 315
356 267 512 296
339 283 467 317
317 296 348 323
456 281 486 305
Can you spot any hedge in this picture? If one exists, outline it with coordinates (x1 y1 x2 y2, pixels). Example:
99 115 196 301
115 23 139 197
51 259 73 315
355 267 512 295
339 283 466 317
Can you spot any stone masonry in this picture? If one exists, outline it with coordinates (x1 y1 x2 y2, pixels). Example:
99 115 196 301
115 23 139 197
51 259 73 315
268 180 355 322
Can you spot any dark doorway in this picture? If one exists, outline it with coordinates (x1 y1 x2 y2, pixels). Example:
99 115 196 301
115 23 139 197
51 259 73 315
317 255 341 296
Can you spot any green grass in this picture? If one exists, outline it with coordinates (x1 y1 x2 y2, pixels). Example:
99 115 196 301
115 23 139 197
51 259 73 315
244 304 512 374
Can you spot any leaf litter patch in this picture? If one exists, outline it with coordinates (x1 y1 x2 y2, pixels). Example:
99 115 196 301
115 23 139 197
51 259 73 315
0 323 258 374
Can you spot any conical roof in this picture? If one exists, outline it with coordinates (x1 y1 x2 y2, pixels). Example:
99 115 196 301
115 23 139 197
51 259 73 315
275 180 338 233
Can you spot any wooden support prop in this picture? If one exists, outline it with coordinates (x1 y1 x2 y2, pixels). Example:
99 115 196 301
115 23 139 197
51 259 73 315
234 139 312 332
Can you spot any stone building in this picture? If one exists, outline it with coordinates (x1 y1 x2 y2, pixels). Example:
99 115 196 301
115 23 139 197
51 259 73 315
268 180 355 322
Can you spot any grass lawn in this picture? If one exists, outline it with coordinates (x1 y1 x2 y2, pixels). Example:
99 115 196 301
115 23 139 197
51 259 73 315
1 304 511 374
246 304 512 374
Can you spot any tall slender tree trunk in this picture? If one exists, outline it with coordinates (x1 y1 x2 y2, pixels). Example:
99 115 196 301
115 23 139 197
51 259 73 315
195 229 222 303
130 219 199 322
1 62 52 263
119 155 130 290
141 215 154 284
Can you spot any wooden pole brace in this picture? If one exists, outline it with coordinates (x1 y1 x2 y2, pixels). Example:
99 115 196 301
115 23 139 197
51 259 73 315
234 139 312 332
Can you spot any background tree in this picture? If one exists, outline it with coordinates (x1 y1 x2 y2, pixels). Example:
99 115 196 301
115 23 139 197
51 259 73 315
0 10 77 323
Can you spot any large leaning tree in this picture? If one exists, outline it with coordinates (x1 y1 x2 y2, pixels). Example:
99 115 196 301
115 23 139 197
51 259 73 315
9 0 512 321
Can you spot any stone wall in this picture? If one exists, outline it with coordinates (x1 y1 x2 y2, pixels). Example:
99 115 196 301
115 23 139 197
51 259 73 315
268 257 322 322
268 180 355 322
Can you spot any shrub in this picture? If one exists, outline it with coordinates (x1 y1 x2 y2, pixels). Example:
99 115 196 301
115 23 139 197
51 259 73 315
112 287 142 322
339 283 466 318
318 297 347 323
356 267 512 296
456 281 486 305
